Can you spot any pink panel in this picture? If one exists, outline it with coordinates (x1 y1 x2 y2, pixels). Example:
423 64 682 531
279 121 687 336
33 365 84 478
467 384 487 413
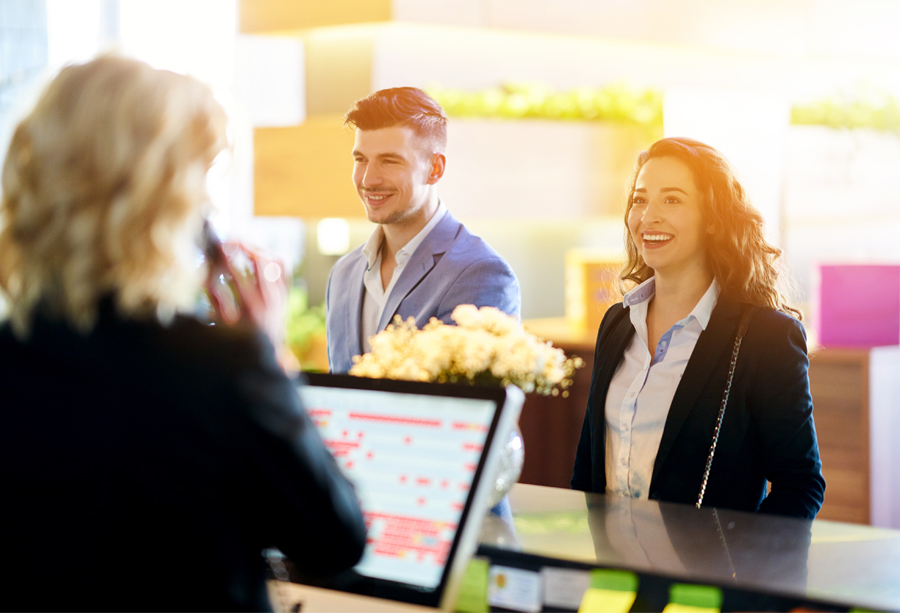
817 265 900 347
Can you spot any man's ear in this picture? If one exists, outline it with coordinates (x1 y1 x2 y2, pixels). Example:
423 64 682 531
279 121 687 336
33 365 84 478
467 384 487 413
426 153 446 185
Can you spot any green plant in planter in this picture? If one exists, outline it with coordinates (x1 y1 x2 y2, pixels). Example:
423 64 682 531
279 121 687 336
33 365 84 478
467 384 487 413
285 286 327 372
791 91 900 132
427 82 664 128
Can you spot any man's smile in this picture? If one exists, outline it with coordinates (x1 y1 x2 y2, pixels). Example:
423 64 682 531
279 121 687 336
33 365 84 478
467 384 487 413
362 191 394 205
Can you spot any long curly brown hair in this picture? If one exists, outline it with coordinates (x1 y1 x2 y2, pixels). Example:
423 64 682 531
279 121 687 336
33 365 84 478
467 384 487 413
619 137 801 319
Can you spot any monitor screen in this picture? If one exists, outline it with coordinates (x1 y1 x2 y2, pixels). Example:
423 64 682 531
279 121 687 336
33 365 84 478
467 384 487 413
295 373 522 609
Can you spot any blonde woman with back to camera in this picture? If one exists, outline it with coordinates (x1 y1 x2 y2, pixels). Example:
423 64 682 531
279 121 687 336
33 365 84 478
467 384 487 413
0 56 365 611
571 137 825 519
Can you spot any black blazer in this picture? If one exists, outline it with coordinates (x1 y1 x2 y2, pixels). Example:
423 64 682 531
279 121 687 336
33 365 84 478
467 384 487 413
571 297 825 519
0 302 366 611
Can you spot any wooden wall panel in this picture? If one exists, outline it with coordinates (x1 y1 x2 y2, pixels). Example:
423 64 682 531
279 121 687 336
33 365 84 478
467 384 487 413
304 28 375 115
809 351 870 524
518 338 595 489
253 115 362 218
239 0 391 33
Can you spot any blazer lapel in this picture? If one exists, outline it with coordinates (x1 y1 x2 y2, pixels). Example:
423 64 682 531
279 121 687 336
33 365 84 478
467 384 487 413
594 309 636 414
651 297 743 486
376 211 461 331
342 254 368 361
591 306 635 491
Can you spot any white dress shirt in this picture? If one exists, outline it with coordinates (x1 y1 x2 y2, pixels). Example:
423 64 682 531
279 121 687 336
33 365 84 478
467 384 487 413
603 496 686 572
360 202 448 353
605 277 720 499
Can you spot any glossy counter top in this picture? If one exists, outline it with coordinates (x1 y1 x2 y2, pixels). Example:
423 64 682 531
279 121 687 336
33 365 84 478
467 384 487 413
480 484 900 611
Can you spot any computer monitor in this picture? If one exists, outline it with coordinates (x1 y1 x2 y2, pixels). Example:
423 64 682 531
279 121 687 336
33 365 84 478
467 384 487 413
294 373 524 610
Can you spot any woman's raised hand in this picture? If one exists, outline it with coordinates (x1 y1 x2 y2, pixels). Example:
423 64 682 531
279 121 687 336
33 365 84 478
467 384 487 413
205 240 300 373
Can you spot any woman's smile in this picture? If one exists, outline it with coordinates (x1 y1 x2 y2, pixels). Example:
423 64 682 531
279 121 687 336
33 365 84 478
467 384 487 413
628 156 710 279
641 231 674 248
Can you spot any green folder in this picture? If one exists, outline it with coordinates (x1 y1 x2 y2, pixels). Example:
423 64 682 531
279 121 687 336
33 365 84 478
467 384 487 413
662 583 723 613
454 557 490 613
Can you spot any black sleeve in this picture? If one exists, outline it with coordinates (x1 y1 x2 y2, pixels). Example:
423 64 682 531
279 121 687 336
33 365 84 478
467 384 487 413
571 408 594 491
235 330 367 575
753 316 826 519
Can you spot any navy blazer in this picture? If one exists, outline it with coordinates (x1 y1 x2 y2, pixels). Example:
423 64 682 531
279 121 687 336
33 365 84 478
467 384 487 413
0 303 366 611
326 210 520 373
571 297 826 519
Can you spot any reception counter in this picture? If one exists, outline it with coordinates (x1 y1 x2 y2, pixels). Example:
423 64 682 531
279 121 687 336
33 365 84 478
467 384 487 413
273 483 900 612
476 483 900 612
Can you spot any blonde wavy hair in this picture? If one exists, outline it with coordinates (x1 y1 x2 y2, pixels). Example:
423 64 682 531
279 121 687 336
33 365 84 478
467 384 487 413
0 55 227 337
619 137 801 319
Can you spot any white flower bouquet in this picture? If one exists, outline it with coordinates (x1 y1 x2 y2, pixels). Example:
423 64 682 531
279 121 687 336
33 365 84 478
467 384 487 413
349 305 584 396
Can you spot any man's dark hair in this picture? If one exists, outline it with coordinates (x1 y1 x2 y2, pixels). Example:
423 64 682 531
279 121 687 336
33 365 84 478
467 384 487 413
344 87 447 151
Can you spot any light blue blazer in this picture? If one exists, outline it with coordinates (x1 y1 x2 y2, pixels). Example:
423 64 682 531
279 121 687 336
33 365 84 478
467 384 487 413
325 211 521 373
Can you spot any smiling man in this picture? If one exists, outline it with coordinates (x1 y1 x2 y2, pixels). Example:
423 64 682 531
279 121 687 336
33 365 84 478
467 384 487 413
325 87 520 373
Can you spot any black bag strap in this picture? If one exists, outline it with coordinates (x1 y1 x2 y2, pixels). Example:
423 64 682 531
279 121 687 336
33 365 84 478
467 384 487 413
696 305 759 509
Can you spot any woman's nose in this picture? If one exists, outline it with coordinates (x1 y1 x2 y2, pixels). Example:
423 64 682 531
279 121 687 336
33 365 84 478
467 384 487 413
641 199 662 224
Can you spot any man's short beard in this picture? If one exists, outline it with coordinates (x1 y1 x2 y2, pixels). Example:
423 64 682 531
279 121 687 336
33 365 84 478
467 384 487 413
368 208 408 226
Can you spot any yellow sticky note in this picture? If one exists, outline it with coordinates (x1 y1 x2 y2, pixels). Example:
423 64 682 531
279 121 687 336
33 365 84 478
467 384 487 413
455 557 489 613
662 605 718 613
578 587 636 613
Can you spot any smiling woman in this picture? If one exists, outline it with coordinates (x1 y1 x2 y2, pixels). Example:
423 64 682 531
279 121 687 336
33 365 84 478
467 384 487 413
620 138 799 320
627 155 712 345
571 137 826 520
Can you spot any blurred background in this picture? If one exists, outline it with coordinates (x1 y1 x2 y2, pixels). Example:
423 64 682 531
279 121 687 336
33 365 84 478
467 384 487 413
2 0 899 525
4 0 900 367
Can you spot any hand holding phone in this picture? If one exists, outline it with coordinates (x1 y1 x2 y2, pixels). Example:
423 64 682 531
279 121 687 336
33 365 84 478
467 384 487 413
200 221 298 371
201 220 244 325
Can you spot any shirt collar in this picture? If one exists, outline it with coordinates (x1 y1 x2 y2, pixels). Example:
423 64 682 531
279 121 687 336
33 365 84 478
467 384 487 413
691 279 720 330
361 225 385 268
623 277 720 331
623 277 656 308
361 201 447 268
397 201 447 266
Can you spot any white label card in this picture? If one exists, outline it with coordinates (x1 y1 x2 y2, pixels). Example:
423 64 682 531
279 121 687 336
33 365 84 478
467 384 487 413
542 567 591 609
488 565 542 613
